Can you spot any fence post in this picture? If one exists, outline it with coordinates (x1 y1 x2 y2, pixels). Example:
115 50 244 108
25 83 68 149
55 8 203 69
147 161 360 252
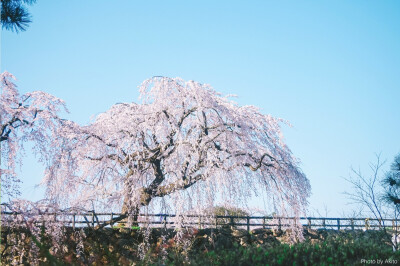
322 218 326 229
92 212 94 227
163 215 167 229
307 218 311 228
365 219 369 230
263 218 265 229
230 216 234 227
278 218 281 231
198 216 202 230
351 219 354 230
337 219 340 230
73 214 76 230
111 213 114 228
247 216 250 232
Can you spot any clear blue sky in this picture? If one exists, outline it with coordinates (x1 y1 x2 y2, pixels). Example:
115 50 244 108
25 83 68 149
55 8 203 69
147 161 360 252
2 0 400 216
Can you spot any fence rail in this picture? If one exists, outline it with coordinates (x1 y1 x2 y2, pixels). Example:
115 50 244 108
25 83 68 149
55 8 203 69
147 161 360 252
1 211 399 231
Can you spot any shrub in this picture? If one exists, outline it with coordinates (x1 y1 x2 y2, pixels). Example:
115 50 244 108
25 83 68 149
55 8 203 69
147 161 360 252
142 232 400 265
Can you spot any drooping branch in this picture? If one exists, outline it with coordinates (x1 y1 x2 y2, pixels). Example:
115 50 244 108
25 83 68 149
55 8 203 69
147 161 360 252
1 114 31 141
86 133 118 148
1 71 67 199
244 153 276 171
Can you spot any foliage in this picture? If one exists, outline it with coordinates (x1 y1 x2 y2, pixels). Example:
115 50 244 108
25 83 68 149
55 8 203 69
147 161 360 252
1 0 36 32
44 77 310 237
3 224 399 265
141 231 400 266
0 72 66 199
1 200 69 265
383 153 400 206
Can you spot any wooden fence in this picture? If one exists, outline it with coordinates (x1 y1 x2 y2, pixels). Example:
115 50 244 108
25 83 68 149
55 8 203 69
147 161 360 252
2 211 399 231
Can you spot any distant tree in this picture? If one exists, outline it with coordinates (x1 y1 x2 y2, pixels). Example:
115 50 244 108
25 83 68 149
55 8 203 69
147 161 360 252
211 206 249 217
1 0 36 32
45 77 310 232
208 205 250 226
0 72 66 199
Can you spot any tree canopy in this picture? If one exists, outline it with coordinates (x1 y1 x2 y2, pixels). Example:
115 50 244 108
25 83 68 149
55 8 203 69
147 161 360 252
44 77 310 222
383 153 400 205
0 72 66 199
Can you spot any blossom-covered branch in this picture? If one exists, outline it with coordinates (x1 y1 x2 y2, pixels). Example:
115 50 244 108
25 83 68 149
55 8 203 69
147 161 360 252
0 72 67 199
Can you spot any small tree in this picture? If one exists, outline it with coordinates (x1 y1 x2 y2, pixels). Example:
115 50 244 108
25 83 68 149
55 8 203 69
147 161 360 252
344 155 387 221
344 154 400 250
0 72 66 200
44 77 310 233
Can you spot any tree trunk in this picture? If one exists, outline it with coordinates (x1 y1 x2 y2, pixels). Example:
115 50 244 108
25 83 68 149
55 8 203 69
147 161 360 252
121 197 140 227
121 187 154 227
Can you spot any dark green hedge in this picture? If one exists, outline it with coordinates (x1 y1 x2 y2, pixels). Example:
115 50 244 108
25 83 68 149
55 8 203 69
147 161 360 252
141 233 400 266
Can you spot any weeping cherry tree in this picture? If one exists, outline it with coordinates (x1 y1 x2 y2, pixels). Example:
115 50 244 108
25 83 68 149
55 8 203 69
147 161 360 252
44 77 311 231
